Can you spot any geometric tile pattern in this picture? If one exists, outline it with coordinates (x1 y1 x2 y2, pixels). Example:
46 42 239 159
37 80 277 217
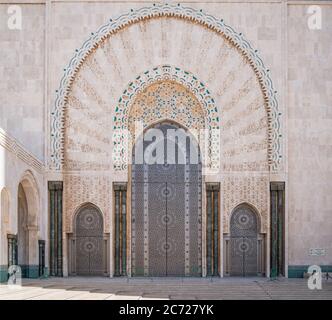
113 68 218 171
222 176 269 233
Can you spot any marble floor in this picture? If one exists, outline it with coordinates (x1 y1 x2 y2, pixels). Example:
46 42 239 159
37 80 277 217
0 277 331 300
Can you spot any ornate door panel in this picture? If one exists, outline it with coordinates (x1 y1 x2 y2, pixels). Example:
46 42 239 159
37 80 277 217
148 182 167 276
230 206 258 276
75 205 104 276
166 182 185 276
131 122 202 276
188 181 202 276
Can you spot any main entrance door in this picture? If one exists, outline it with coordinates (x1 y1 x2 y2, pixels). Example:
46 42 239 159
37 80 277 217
131 122 202 276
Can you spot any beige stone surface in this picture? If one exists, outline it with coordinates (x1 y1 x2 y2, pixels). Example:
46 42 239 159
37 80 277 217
0 1 331 277
287 4 332 265
0 277 331 300
0 4 45 160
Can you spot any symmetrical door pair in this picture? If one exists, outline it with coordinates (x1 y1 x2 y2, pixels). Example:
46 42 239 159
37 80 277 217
131 122 202 276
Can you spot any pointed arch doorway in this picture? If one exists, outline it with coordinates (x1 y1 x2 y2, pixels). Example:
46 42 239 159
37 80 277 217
73 204 105 276
131 122 202 276
229 205 261 276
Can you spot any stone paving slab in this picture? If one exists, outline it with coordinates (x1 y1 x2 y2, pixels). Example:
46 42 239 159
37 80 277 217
0 277 331 300
66 292 114 300
27 289 87 300
105 294 141 300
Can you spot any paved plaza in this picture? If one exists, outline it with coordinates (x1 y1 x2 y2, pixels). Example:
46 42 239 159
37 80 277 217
0 277 331 300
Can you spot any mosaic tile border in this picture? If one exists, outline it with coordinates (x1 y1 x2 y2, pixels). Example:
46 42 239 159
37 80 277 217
113 65 219 171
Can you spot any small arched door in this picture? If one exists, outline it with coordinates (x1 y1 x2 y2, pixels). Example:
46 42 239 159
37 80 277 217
230 205 259 276
75 205 104 276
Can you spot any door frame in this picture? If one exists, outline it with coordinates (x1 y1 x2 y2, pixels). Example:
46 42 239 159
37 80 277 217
127 120 205 277
223 203 265 277
68 203 109 276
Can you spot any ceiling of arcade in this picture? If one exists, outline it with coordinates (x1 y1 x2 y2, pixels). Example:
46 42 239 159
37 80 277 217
63 17 269 173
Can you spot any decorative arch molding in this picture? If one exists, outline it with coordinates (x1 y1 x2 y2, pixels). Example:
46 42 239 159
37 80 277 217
18 170 40 228
222 175 269 234
113 65 219 171
115 65 218 129
51 3 281 171
229 202 263 234
72 201 106 233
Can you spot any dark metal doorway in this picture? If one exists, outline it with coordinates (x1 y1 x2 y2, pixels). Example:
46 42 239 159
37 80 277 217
75 205 104 276
230 205 259 276
131 122 202 276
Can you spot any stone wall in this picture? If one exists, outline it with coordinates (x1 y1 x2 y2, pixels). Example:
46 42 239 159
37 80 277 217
0 0 331 277
287 4 332 267
0 2 45 161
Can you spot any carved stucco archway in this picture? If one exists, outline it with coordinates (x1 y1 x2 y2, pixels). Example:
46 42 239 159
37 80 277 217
113 66 219 172
72 202 107 234
17 170 40 269
51 3 281 172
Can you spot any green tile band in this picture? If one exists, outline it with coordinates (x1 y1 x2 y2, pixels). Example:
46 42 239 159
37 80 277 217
288 265 332 278
0 265 8 283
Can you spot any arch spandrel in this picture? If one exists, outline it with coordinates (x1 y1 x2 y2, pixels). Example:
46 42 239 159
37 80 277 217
53 3 281 173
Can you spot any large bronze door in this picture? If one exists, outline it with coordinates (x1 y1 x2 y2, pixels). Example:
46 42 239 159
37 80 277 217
230 206 258 276
131 122 202 276
75 205 104 276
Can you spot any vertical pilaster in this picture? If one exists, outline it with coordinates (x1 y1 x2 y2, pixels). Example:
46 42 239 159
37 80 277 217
121 190 127 275
114 189 120 276
114 183 127 276
48 181 63 277
213 190 219 275
38 240 45 277
206 190 212 276
270 182 285 278
206 183 220 276
7 234 18 267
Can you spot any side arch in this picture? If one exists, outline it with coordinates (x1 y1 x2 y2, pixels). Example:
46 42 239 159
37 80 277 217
18 170 40 228
16 170 41 276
